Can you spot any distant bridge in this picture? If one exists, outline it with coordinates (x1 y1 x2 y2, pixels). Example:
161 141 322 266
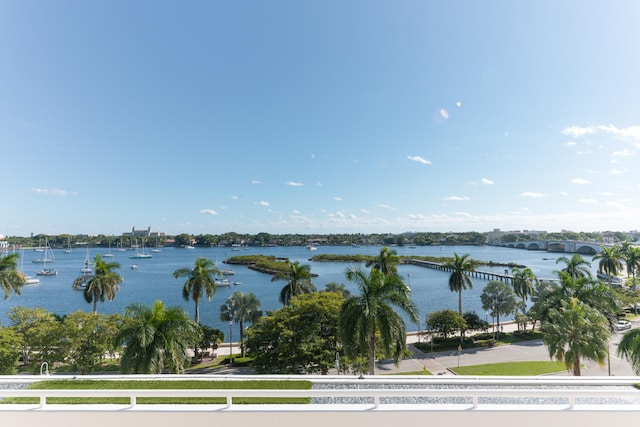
496 240 605 255
406 259 514 284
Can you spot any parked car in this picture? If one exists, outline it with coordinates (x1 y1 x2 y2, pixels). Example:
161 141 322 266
616 320 631 331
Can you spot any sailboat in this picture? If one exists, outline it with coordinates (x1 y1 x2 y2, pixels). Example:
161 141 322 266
35 241 58 276
63 238 72 253
80 247 93 273
129 238 152 259
115 241 127 252
103 242 114 258
151 236 162 253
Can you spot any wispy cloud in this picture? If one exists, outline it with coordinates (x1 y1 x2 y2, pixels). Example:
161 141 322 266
571 178 591 185
481 178 494 185
256 201 270 206
286 181 304 187
251 180 261 185
520 192 548 198
31 187 76 196
446 196 470 201
562 125 596 138
407 155 431 165
200 209 218 215
563 124 640 142
612 149 632 157
333 197 343 201
579 199 598 204
609 169 624 175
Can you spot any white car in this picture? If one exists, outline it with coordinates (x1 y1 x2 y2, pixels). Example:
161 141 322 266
616 320 631 331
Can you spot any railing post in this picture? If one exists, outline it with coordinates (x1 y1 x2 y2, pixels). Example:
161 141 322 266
39 395 46 409
226 395 232 409
568 396 575 409
130 395 136 408
472 395 478 409
374 395 380 409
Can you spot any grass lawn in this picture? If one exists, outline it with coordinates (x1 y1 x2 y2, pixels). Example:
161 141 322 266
451 361 566 376
2 379 313 405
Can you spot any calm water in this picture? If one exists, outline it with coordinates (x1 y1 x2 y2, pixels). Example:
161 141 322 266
1 245 598 334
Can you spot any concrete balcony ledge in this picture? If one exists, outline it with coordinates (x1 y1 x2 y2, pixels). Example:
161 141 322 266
1 375 640 426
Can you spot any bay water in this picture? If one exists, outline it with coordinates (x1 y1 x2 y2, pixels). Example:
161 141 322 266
1 245 597 335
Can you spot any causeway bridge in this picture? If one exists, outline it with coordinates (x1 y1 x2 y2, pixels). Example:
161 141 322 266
496 240 605 255
406 259 514 284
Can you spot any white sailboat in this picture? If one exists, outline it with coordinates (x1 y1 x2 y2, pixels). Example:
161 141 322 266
19 249 39 285
80 247 93 273
103 242 114 258
129 238 152 259
35 241 57 276
64 238 72 253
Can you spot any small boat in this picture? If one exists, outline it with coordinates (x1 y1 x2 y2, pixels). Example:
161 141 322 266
129 238 152 259
34 241 57 276
234 281 242 286
36 268 58 276
184 245 195 250
214 279 231 287
131 264 138 270
307 245 317 251
80 247 93 273
64 238 72 253
222 269 235 275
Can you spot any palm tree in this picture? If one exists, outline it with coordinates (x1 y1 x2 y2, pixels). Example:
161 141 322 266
0 253 25 300
512 267 536 330
115 300 200 374
339 267 418 375
555 254 591 280
72 254 123 315
617 328 640 374
220 292 262 357
271 261 316 306
365 246 400 275
540 297 610 376
593 245 623 283
444 253 477 315
173 257 221 323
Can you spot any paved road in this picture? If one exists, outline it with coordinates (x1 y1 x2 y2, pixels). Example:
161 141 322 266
375 320 638 376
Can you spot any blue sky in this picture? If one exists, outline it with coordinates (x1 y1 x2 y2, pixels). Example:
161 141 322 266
2 1 640 236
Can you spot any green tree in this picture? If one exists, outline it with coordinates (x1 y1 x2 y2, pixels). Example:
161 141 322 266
72 254 123 315
593 245 623 283
8 306 61 368
622 245 640 312
480 281 517 337
271 260 316 306
246 292 343 374
115 300 201 374
0 327 22 374
444 253 477 315
541 298 610 376
61 311 121 374
617 328 640 374
462 311 490 334
339 267 418 375
220 292 262 358
511 267 537 330
365 246 400 275
0 252 26 300
173 257 222 324
555 254 591 280
323 282 351 298
426 309 467 338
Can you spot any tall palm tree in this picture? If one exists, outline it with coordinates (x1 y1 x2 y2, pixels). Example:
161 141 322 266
339 267 418 375
114 300 200 374
365 246 400 275
173 257 221 323
511 267 536 330
555 254 591 280
444 253 477 315
220 291 262 357
623 246 640 291
0 253 25 300
72 254 122 315
541 297 610 376
593 245 623 283
271 261 316 306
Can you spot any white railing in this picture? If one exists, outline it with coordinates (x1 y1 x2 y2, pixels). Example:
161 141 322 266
1 375 640 411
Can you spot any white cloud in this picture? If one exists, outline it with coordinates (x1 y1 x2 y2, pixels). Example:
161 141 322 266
520 192 548 198
562 125 596 138
609 169 624 175
251 180 261 185
571 178 591 185
31 187 76 196
286 181 304 187
333 197 343 201
579 199 598 204
612 149 632 157
230 195 239 200
446 196 470 201
200 209 217 215
257 201 270 206
407 155 432 165
566 141 577 146
481 178 494 185
558 192 569 196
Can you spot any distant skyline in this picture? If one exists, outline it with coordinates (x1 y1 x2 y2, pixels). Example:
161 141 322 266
2 1 639 237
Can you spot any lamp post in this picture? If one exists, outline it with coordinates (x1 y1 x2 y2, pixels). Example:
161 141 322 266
229 317 233 366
